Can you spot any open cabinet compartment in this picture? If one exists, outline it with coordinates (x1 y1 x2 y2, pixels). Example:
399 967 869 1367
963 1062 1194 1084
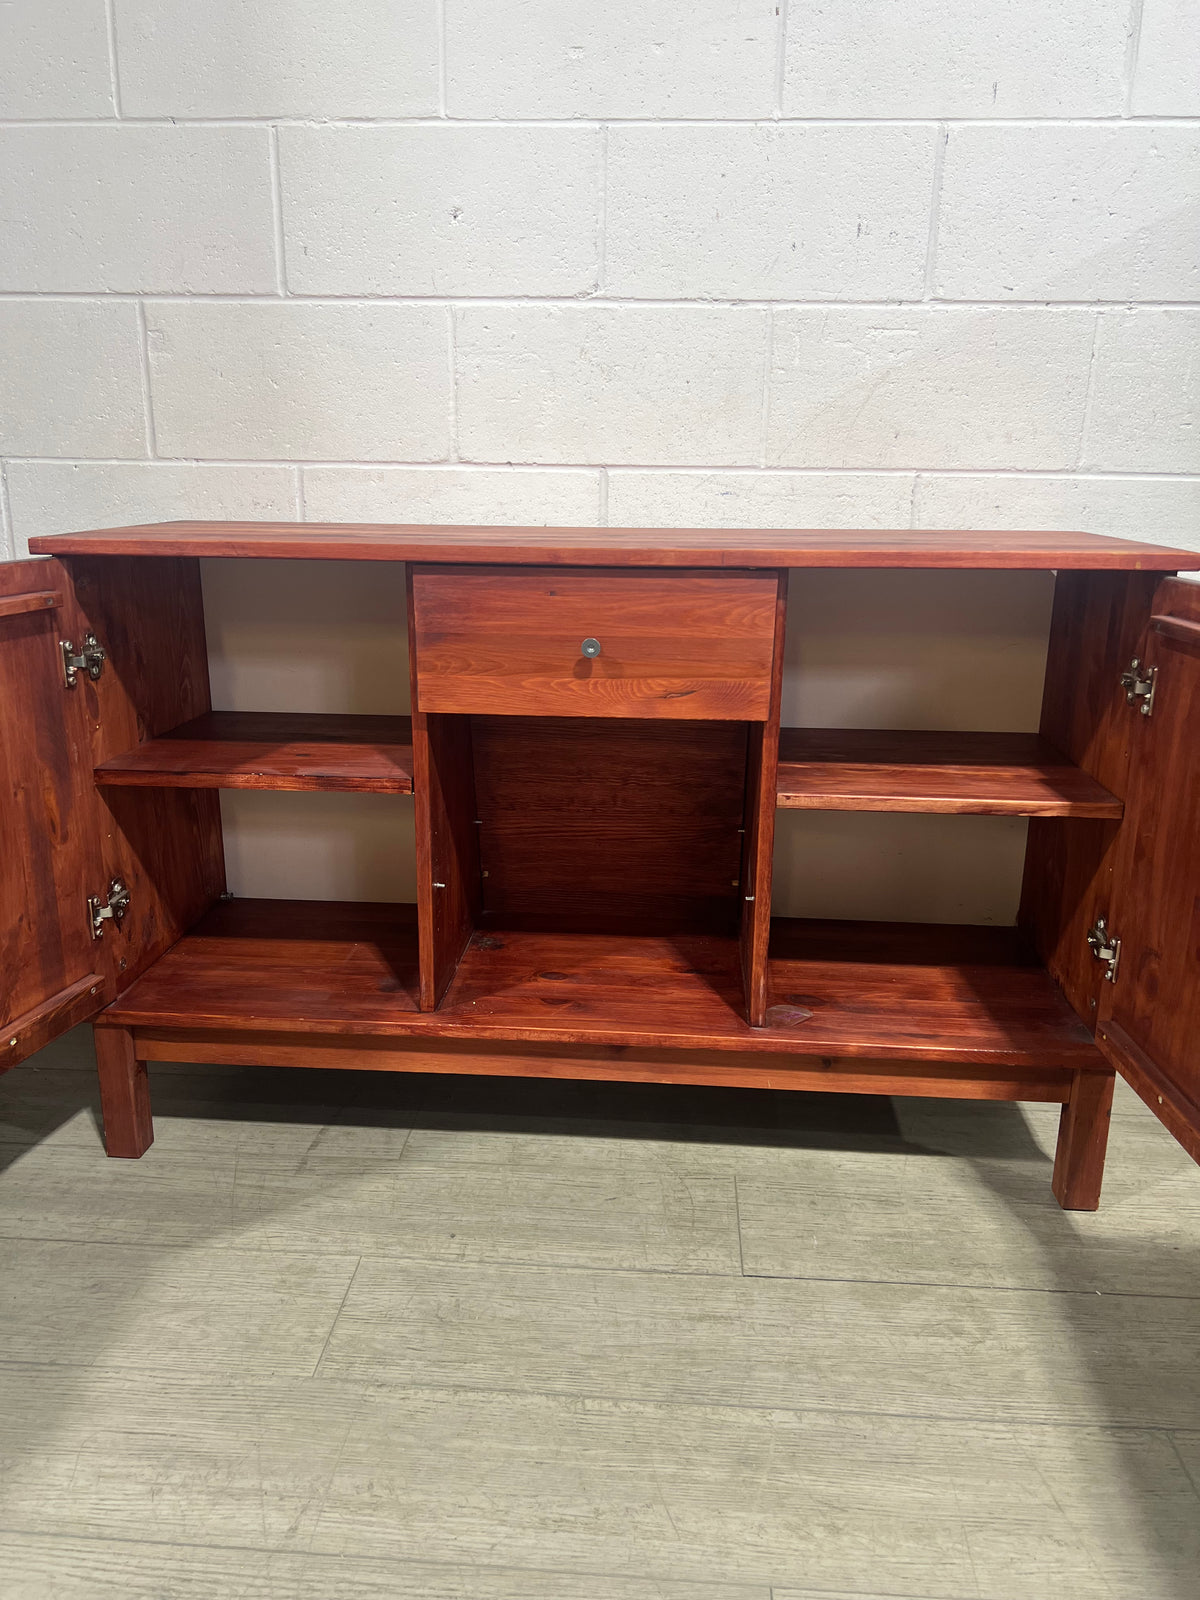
4 523 1200 1214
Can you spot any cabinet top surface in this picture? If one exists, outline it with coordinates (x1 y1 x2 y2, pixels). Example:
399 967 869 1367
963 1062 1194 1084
26 520 1200 570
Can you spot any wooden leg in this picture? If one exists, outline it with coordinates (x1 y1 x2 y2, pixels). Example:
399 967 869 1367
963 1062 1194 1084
94 1025 153 1158
1052 1068 1115 1210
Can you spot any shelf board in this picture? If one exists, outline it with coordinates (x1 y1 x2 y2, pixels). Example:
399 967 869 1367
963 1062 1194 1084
27 520 1200 570
94 712 414 794
102 898 1100 1070
777 729 1123 817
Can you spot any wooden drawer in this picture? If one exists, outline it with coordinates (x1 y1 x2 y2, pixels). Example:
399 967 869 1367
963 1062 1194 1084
410 566 781 719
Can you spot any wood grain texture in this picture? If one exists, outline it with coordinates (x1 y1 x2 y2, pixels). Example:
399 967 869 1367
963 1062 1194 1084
740 572 788 1025
413 713 479 1010
0 1534 769 1600
0 587 61 619
471 716 746 934
1052 1068 1116 1210
408 571 479 1009
99 898 1101 1070
28 519 1200 569
411 566 779 720
1098 577 1200 1166
67 556 226 995
0 558 108 1066
0 1237 360 1378
778 728 1124 817
2 974 105 1072
1019 569 1165 1022
131 1029 1073 1102
94 711 414 794
93 1024 153 1157
2 1367 1195 1592
317 1253 1200 1426
735 1104 1200 1295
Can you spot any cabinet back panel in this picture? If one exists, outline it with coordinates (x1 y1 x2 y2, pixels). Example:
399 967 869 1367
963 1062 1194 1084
471 716 747 933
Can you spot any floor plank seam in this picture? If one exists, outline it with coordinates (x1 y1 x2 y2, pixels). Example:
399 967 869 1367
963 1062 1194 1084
1 1228 1197 1299
0 1360 1184 1436
1167 1434 1200 1503
0 1231 744 1277
732 1170 747 1276
0 1523 778 1595
738 1268 1200 1301
309 1255 363 1380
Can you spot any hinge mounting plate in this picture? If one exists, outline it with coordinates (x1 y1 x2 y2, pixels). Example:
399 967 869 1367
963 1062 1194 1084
1087 915 1121 983
88 878 130 941
1119 656 1157 716
60 633 107 688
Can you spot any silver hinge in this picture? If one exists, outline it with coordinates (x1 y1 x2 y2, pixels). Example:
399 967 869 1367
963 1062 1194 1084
60 633 107 688
88 878 130 941
1119 657 1157 716
1086 915 1121 983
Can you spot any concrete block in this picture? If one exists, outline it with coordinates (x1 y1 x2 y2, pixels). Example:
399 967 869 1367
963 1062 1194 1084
783 0 1126 116
1083 311 1200 473
456 306 767 466
116 0 439 117
146 302 452 462
6 462 298 552
915 472 1200 554
444 0 777 117
768 308 1096 469
281 127 599 296
0 127 276 294
937 127 1200 302
0 0 113 117
606 471 914 529
303 467 601 525
0 301 145 457
1131 0 1200 114
606 126 934 301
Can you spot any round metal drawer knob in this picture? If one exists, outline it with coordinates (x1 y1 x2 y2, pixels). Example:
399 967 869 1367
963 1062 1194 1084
580 637 602 658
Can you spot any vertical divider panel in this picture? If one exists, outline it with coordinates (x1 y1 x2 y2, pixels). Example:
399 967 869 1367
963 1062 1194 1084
408 567 482 1010
740 570 788 1026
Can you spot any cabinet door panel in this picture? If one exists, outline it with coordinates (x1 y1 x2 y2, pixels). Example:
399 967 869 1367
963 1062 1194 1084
0 559 106 1067
1098 578 1200 1162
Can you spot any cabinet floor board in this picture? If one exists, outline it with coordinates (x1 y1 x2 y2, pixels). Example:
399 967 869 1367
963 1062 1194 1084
97 898 1099 1071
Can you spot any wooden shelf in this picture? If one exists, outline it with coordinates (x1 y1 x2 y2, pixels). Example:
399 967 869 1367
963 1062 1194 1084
103 898 1099 1071
94 712 414 794
777 729 1123 817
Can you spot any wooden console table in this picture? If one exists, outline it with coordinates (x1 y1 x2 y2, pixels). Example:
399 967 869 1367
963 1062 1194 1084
3 523 1199 1209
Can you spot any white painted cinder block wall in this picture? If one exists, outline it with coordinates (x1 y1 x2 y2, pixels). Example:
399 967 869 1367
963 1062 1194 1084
2 0 1197 918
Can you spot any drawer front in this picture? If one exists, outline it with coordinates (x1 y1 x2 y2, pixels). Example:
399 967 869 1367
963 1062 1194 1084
411 567 780 720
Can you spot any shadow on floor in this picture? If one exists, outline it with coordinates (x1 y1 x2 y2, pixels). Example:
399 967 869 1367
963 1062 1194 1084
2 1039 1198 1594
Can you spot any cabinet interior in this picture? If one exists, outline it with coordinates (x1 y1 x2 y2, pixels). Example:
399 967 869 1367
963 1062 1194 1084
82 559 1135 1068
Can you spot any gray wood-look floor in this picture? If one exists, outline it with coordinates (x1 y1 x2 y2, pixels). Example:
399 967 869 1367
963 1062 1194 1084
1 1030 1199 1600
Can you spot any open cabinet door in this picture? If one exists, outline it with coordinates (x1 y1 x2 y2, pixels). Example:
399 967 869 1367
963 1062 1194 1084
1096 577 1200 1163
0 558 109 1067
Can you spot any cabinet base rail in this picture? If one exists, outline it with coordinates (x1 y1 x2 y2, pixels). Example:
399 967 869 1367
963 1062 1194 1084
94 1021 1114 1211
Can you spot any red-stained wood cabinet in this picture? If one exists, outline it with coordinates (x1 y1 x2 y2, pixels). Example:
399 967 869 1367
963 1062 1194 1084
3 522 1199 1208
